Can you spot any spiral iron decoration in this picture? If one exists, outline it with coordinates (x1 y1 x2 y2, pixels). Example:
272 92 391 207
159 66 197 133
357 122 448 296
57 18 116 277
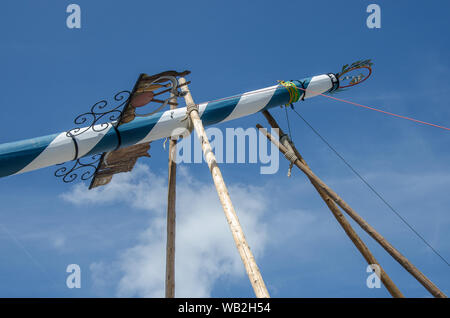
54 154 103 183
133 75 185 118
336 59 373 90
66 90 131 137
55 71 188 185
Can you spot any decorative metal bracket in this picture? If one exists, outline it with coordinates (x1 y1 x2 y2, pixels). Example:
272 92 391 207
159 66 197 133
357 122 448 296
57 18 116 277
55 90 132 184
55 70 191 185
54 154 102 183
131 75 187 118
66 90 131 138
333 59 373 93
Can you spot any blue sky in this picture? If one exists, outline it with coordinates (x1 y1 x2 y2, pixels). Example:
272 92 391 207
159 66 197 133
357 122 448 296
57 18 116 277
0 0 449 297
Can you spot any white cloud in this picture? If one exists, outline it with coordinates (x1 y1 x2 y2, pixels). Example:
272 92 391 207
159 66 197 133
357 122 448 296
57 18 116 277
61 162 450 297
60 164 167 212
52 235 66 249
62 164 269 297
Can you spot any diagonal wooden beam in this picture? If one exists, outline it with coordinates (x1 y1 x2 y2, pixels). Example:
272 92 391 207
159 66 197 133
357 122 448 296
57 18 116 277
165 92 177 298
179 77 270 298
261 110 403 298
256 122 446 298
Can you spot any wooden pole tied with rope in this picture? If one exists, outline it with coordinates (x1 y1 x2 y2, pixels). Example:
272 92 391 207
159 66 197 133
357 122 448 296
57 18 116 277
165 92 177 298
261 110 403 298
256 120 446 298
179 77 270 298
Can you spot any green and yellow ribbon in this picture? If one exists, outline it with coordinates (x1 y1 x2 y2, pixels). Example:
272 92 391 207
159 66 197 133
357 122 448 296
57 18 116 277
279 80 300 106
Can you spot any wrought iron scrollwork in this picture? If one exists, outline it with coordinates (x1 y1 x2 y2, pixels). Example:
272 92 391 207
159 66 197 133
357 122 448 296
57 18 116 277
55 70 189 185
335 59 373 90
54 154 102 183
66 90 131 137
56 90 130 184
133 75 186 118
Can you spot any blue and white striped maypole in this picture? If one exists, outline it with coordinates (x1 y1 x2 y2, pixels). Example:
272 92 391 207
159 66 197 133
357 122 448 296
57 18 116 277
0 73 340 178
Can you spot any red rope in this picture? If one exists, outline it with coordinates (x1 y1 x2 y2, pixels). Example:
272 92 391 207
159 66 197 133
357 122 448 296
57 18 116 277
298 87 450 132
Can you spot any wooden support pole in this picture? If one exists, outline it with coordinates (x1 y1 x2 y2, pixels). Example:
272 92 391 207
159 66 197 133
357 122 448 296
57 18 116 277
261 110 404 298
256 123 447 298
179 77 270 298
165 92 177 298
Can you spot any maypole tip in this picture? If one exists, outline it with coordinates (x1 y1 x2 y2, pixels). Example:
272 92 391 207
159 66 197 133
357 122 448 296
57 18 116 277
335 59 373 90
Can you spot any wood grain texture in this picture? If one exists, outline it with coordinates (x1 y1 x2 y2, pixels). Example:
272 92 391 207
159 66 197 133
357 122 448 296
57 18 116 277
179 77 270 298
257 123 447 298
89 143 150 189
261 110 404 298
165 93 177 298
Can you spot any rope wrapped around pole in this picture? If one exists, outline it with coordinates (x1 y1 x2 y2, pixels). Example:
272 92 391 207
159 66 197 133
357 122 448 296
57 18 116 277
256 122 446 298
260 110 404 298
